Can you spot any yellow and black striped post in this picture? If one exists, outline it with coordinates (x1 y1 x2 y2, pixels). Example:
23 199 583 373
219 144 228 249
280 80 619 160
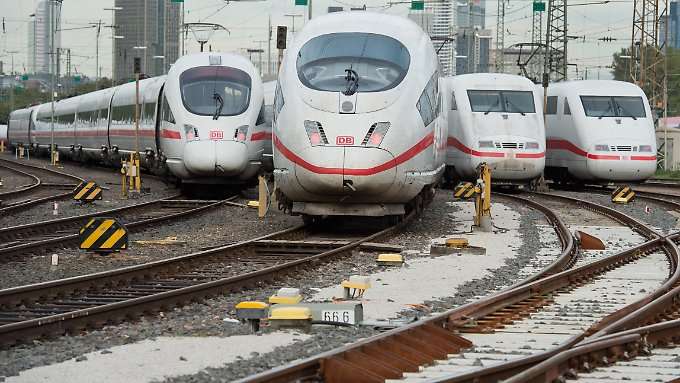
73 181 103 203
79 217 128 254
611 185 635 204
453 182 476 199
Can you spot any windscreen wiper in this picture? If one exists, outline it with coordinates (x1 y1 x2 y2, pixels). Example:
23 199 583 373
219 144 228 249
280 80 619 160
504 98 526 116
598 102 613 119
343 68 359 96
614 100 638 120
213 93 224 120
483 98 500 115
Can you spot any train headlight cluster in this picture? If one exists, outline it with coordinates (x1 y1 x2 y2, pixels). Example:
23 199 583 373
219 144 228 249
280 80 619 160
361 122 390 147
304 120 328 146
184 124 199 141
525 142 540 150
478 140 494 148
234 125 249 142
594 144 610 151
639 145 653 152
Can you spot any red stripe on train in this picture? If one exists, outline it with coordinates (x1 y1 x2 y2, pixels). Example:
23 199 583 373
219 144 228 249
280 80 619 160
547 138 656 161
446 137 506 158
274 132 434 176
250 131 272 141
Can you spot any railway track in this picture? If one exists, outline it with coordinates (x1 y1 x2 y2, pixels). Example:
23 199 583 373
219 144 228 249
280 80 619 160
505 230 680 383
240 193 678 383
0 214 413 347
0 196 244 262
0 159 83 215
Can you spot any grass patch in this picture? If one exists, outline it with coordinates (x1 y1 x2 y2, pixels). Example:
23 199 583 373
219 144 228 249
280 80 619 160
654 169 680 180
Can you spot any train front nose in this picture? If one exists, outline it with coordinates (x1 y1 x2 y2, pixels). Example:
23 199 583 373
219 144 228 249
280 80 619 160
587 155 656 182
183 140 248 176
293 146 396 198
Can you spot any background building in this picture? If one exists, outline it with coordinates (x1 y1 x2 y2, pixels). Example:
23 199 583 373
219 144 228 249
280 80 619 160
27 0 61 75
457 0 485 29
456 27 491 74
113 0 181 83
409 0 456 76
661 1 680 49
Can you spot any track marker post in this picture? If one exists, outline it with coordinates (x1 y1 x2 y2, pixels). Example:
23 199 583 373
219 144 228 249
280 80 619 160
79 217 129 255
474 163 492 231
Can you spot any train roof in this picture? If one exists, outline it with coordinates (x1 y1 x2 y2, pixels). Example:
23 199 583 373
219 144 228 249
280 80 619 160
547 80 644 96
443 73 537 89
290 11 429 53
169 52 259 77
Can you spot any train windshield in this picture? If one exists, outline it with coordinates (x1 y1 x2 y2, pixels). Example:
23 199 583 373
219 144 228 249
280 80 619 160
180 66 251 116
580 96 646 118
468 90 535 114
296 32 410 93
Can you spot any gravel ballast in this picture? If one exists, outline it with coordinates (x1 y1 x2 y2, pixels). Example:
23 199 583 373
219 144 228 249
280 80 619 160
0 153 177 228
1 192 562 382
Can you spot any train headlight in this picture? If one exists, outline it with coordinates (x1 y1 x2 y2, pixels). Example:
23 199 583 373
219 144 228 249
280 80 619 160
362 122 390 147
304 120 328 146
525 142 539 150
478 140 494 148
184 124 199 141
639 145 652 152
594 144 609 151
234 125 249 142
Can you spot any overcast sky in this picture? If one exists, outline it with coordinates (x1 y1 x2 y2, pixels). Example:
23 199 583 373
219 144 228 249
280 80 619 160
0 0 633 80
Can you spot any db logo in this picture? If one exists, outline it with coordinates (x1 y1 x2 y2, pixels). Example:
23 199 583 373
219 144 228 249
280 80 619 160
336 136 354 145
209 131 224 140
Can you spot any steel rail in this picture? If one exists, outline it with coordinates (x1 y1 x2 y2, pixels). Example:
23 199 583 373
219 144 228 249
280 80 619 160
0 195 236 262
0 213 413 346
494 193 576 287
504 318 680 383
240 193 671 383
0 162 42 198
0 159 84 215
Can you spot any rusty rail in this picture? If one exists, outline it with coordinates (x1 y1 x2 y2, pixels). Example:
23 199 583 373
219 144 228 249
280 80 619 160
240 193 672 383
0 212 414 346
0 159 84 215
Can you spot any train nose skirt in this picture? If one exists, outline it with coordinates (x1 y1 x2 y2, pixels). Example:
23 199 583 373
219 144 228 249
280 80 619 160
183 140 248 176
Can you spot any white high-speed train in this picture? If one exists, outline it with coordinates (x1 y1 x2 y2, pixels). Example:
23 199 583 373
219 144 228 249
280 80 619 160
272 11 447 219
545 80 656 183
0 124 7 147
7 52 271 185
441 74 545 184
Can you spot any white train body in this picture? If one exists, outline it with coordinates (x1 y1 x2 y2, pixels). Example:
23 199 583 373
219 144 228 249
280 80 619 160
7 52 270 184
0 124 7 147
545 80 656 183
442 74 545 184
272 12 446 217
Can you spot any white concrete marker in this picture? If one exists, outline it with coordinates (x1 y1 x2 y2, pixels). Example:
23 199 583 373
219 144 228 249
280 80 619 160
313 202 522 321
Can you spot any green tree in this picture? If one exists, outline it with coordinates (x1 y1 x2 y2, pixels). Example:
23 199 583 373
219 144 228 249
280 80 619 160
610 47 680 115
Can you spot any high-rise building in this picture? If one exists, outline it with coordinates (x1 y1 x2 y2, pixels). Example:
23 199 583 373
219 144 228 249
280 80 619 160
456 27 492 74
113 0 181 83
409 0 456 76
454 0 490 74
457 0 485 29
27 0 61 75
661 2 680 49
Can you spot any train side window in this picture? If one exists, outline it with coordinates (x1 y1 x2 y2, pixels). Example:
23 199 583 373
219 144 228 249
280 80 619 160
256 102 266 125
144 103 156 123
100 107 109 122
162 96 175 124
546 96 558 115
451 92 457 110
564 100 571 115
